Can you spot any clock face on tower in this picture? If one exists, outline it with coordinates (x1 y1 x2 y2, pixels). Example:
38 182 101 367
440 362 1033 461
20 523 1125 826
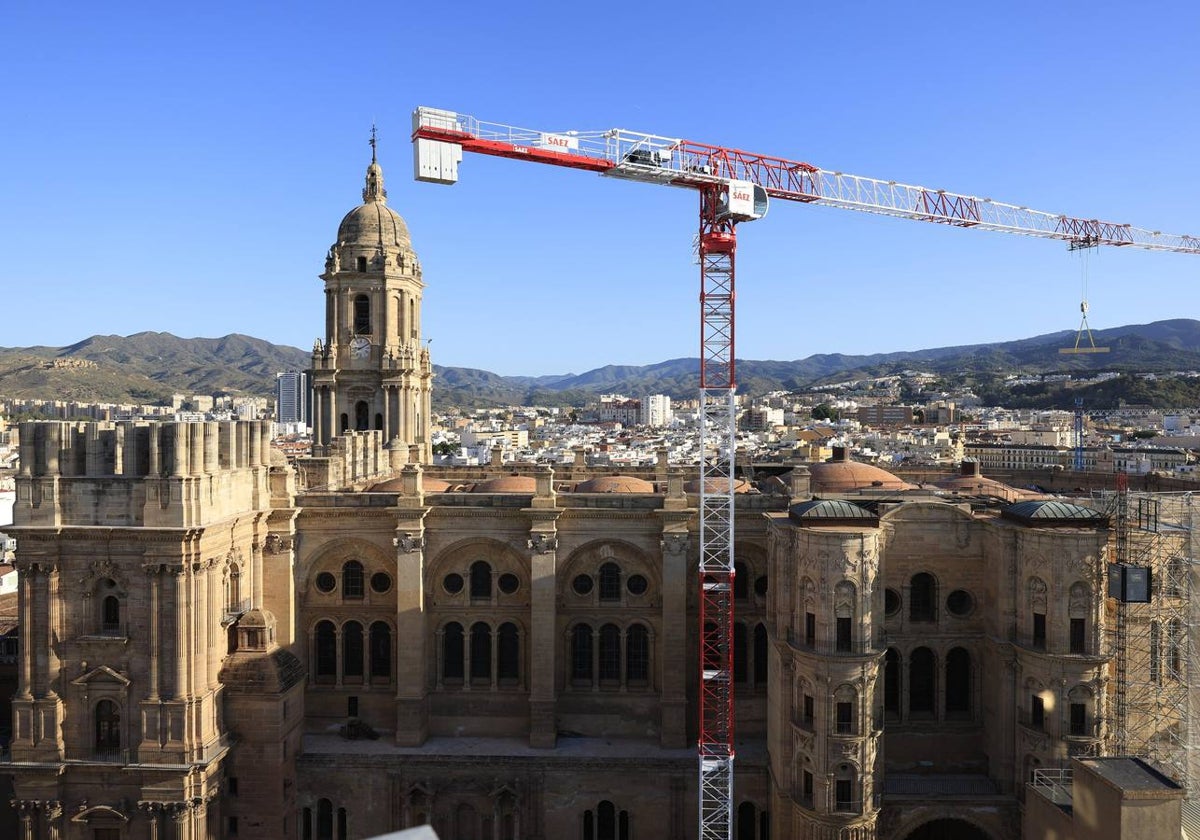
350 337 371 360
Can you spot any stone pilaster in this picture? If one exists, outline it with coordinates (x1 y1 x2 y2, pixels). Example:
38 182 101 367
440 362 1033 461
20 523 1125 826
394 524 428 746
527 529 559 748
660 529 691 747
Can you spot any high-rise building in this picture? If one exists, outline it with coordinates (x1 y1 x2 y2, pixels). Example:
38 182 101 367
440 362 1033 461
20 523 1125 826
276 370 309 425
641 394 673 427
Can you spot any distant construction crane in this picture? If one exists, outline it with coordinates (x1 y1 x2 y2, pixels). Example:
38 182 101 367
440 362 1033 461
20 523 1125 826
409 107 1200 840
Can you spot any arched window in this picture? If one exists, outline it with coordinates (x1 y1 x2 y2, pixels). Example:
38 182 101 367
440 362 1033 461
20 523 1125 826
369 622 391 680
470 622 492 682
374 412 383 431
597 800 617 840
833 764 857 813
834 684 857 735
354 294 371 335
339 412 349 433
884 648 901 718
498 622 520 684
754 623 768 685
470 561 492 599
582 803 630 840
626 623 649 685
317 798 334 840
94 699 120 756
910 573 936 622
599 563 621 602
342 621 364 680
1028 577 1048 648
835 581 856 652
315 621 337 683
337 808 347 840
342 561 364 600
737 802 757 840
909 647 935 716
734 561 749 601
1068 684 1093 737
443 622 464 682
228 563 241 611
101 595 121 634
599 624 621 682
354 400 369 432
571 625 593 682
734 622 748 684
945 647 971 718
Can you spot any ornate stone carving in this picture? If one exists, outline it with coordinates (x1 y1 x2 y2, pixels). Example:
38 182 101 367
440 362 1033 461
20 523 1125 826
1029 577 1048 611
394 533 424 553
661 534 689 557
262 534 293 555
527 533 557 554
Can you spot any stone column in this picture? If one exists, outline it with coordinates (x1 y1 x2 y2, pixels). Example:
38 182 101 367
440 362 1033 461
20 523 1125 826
173 566 189 698
382 385 392 441
34 564 50 697
530 530 556 748
393 518 429 744
171 803 192 840
17 563 34 698
147 566 161 699
17 809 34 840
45 564 60 696
43 801 62 840
138 802 162 840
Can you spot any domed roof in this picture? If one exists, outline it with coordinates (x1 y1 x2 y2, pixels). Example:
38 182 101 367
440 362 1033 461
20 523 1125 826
808 454 914 493
218 648 305 694
684 477 753 494
472 475 537 493
366 476 450 493
572 475 656 493
335 152 411 251
789 499 878 524
1002 500 1108 526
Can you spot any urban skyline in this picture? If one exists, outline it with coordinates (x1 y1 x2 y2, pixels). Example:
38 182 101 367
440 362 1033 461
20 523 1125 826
4 3 1199 376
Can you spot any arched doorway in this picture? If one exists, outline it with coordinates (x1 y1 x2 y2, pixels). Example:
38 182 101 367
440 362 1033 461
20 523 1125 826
903 818 991 840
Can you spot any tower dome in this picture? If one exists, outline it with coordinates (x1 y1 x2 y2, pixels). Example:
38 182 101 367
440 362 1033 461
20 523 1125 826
335 153 412 251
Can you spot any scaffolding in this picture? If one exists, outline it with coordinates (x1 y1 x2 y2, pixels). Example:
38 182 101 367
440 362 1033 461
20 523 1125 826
1098 488 1197 793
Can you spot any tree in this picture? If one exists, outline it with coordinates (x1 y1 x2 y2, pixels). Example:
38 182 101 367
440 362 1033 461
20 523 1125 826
812 403 840 421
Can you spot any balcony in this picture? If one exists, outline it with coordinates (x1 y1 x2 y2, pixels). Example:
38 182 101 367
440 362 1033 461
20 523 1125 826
1008 630 1114 660
786 628 885 657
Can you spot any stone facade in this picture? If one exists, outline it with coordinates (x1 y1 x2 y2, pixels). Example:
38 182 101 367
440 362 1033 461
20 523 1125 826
3 153 1187 840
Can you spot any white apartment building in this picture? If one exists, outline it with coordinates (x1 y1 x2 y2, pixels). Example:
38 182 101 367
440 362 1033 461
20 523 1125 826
641 394 673 427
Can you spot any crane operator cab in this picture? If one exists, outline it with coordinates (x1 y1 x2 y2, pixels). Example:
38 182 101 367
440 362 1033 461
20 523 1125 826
718 179 769 222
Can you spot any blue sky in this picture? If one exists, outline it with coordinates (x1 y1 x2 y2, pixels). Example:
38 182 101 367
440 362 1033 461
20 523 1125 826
3 1 1197 376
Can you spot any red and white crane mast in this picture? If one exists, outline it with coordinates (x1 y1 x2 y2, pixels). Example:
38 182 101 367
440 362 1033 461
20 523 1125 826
410 107 1200 840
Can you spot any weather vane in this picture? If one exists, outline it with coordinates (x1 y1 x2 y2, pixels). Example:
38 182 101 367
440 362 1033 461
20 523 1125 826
369 123 378 162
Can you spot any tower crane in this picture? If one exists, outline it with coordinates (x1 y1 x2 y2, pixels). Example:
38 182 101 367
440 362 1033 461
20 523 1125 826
410 106 1200 840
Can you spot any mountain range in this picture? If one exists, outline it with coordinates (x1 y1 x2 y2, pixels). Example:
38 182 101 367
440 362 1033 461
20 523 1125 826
2 320 1199 410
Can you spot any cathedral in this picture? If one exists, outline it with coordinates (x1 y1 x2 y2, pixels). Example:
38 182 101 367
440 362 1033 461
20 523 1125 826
3 152 1190 840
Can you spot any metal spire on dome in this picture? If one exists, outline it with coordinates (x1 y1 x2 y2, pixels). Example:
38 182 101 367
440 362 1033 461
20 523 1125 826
363 124 388 204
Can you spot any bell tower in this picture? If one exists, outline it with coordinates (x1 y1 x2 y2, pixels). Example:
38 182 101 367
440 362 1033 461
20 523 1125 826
310 132 433 464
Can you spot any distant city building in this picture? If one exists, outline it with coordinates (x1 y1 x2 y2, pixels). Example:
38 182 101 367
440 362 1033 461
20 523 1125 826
641 394 673 427
275 370 310 425
856 404 914 427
